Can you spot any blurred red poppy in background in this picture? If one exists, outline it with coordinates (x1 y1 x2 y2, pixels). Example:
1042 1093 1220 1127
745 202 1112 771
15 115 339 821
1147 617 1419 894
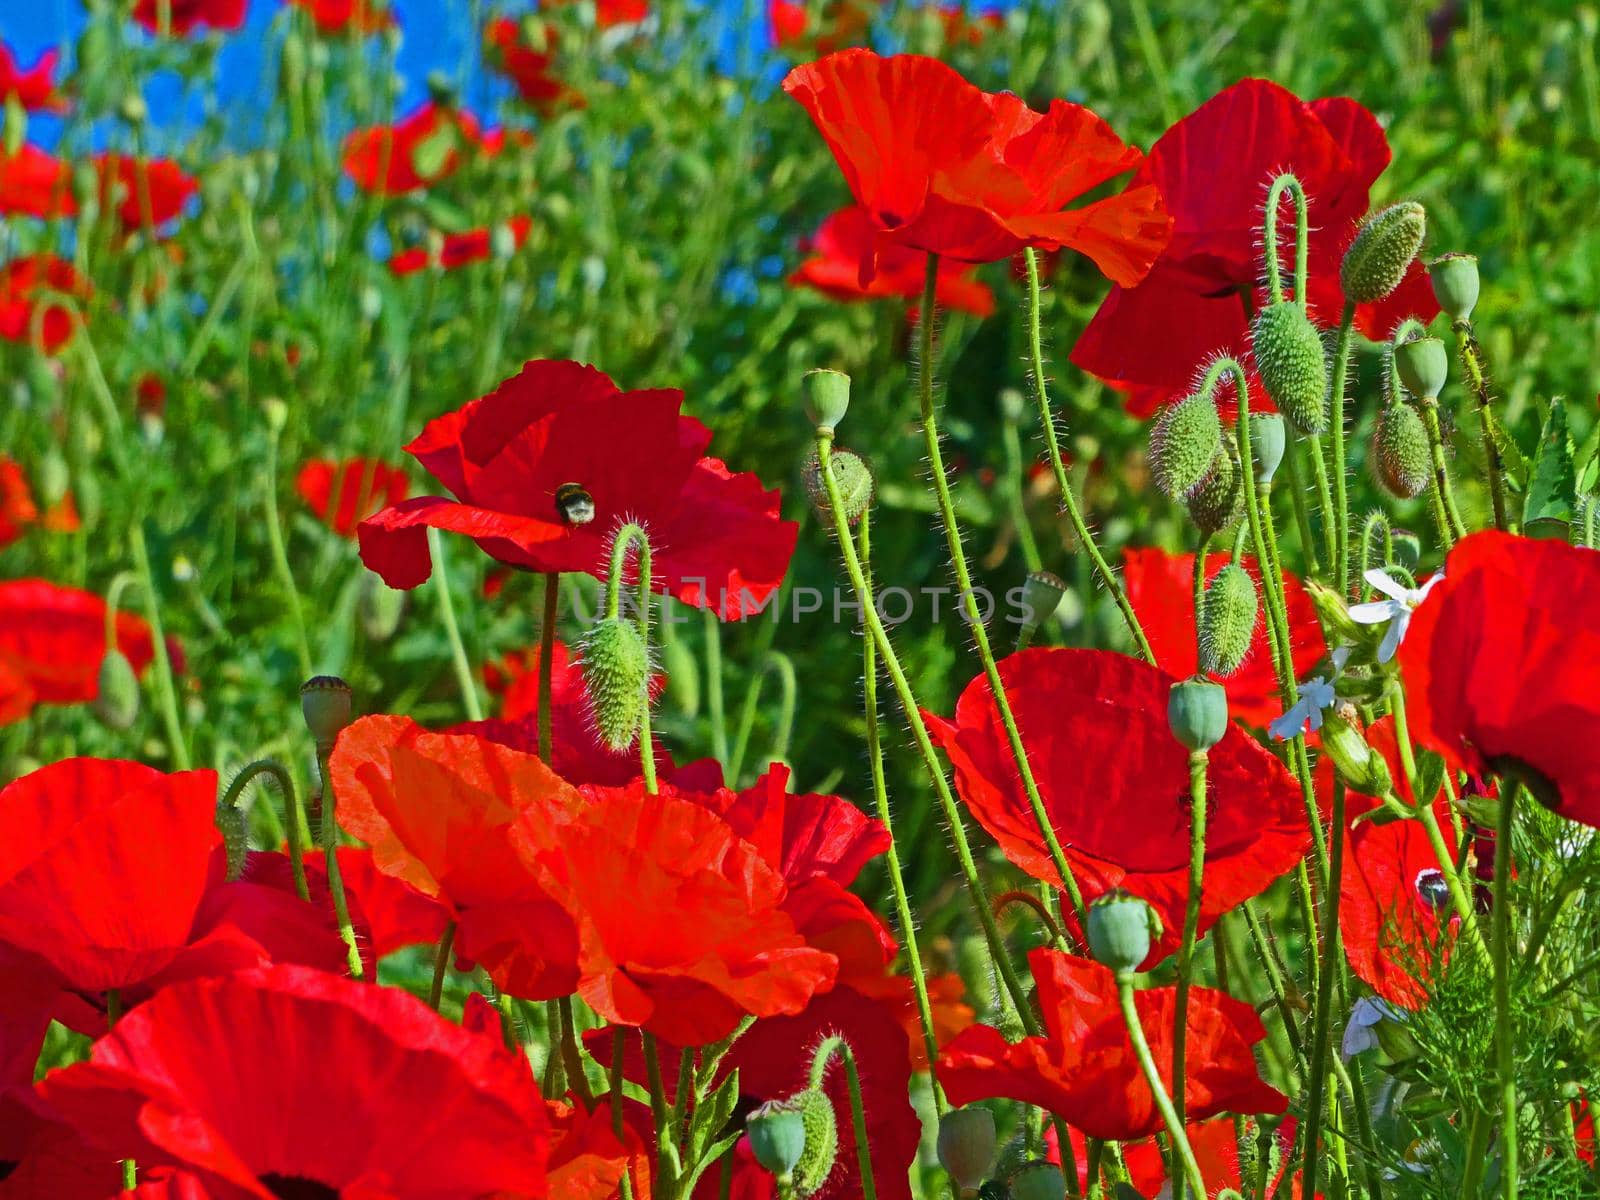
791 204 995 316
0 455 79 548
0 44 65 111
938 950 1286 1140
93 155 199 231
0 255 89 353
485 18 584 114
769 0 875 54
132 0 248 35
389 216 532 275
783 50 1170 286
0 144 75 219
343 102 485 194
1400 530 1600 827
287 0 396 34
295 456 410 537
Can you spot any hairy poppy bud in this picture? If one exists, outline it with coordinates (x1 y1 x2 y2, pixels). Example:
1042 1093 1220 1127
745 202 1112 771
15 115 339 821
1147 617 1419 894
792 1088 838 1197
359 575 407 641
1250 413 1286 484
804 368 851 433
1086 888 1160 975
1391 528 1422 571
1394 335 1448 400
1321 707 1393 797
1372 403 1431 499
747 1100 807 1182
1199 564 1258 677
1251 302 1328 434
804 448 874 527
93 650 141 731
1018 570 1067 639
1168 676 1228 751
1302 580 1364 645
1186 448 1244 536
300 676 353 752
1340 201 1427 304
1428 252 1479 321
582 617 650 751
1149 393 1222 499
1010 1163 1067 1200
937 1107 996 1194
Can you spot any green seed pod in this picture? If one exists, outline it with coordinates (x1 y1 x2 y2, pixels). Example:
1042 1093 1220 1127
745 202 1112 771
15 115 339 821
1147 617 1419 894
1251 302 1328 434
1250 413 1287 484
1168 675 1229 751
93 650 141 731
804 368 852 433
1371 403 1431 499
359 575 407 641
1199 564 1259 677
1394 336 1448 400
1340 201 1427 304
1010 1163 1067 1200
937 1107 997 1194
300 675 353 752
582 618 650 752
1149 392 1223 499
1428 253 1479 321
1018 570 1067 636
1185 447 1244 536
746 1100 807 1182
1320 707 1394 798
1086 888 1161 975
803 448 874 527
792 1088 838 1198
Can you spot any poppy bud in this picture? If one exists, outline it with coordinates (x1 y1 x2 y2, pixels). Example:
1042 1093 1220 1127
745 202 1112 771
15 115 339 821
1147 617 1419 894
1009 1163 1067 1200
1340 201 1427 304
3 95 25 157
1372 403 1431 499
1018 570 1067 638
803 368 851 433
746 1100 806 1182
804 448 874 527
1149 392 1222 499
1394 335 1448 400
1251 301 1328 434
119 92 148 126
37 447 70 509
359 284 383 322
1428 253 1479 321
300 676 353 753
792 1088 838 1198
262 397 289 433
998 387 1027 423
1185 448 1243 536
1391 528 1422 571
1320 708 1393 797
1168 676 1228 751
1250 413 1286 484
1086 888 1160 975
425 70 457 107
491 221 520 261
1199 563 1258 677
937 1107 997 1194
359 575 407 641
582 617 650 751
93 650 141 731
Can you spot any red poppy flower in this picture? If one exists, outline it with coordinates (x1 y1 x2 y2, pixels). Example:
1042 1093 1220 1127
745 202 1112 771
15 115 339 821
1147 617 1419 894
935 4 1004 45
1124 547 1326 728
939 949 1286 1141
0 1086 133 1200
926 648 1310 967
485 19 585 114
42 964 550 1198
342 102 485 194
0 579 169 727
327 845 451 958
295 456 409 537
791 204 996 316
547 1096 654 1200
0 255 89 354
358 358 798 619
0 948 58 1090
0 455 78 548
769 0 876 54
92 155 198 230
389 216 532 275
131 0 247 34
0 45 65 112
1071 78 1439 415
782 50 1170 286
1061 1116 1300 1198
1400 531 1600 826
541 0 649 26
0 144 75 220
287 0 396 34
848 968 975 1070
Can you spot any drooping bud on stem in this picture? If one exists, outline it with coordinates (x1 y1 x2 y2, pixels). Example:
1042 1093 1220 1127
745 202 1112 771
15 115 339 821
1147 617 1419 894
1372 403 1431 499
582 617 649 751
1017 570 1067 649
1251 301 1328 434
1341 201 1427 304
94 649 141 731
804 447 873 526
1186 448 1243 536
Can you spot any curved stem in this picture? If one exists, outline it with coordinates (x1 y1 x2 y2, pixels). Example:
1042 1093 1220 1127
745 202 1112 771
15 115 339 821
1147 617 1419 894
1419 398 1467 544
316 747 365 979
1114 973 1207 1200
429 529 485 721
429 921 456 1011
1327 301 1357 595
606 524 658 795
129 524 191 769
728 652 797 785
1170 748 1210 1184
810 1036 878 1200
1494 781 1520 1200
218 758 306 900
1262 173 1310 307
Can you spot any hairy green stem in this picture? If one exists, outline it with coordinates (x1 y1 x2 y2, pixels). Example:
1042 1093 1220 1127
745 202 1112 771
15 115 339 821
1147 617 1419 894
1495 781 1520 1200
315 746 364 979
1326 302 1357 594
1453 318 1510 531
1115 972 1207 1200
429 921 455 1011
810 1036 878 1200
1300 779 1348 1199
219 758 307 900
429 529 485 721
1170 748 1210 1184
606 524 658 795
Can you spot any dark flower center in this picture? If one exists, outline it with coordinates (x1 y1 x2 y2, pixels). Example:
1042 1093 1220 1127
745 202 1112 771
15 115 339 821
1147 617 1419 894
555 481 596 526
1414 869 1450 910
260 1175 339 1200
0 1162 17 1181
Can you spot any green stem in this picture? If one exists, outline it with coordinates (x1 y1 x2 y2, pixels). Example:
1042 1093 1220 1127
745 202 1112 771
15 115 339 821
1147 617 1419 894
1299 779 1347 1200
1327 301 1357 595
429 528 485 721
1419 397 1467 544
1304 432 1339 583
809 1036 878 1200
644 1032 677 1199
538 572 560 761
704 608 729 768
606 524 658 796
129 523 190 769
1454 318 1510 531
316 746 365 979
1494 781 1520 1200
218 758 307 901
1262 173 1310 307
728 652 797 785
1115 973 1207 1200
1170 748 1209 1184
265 424 315 680
429 921 455 1011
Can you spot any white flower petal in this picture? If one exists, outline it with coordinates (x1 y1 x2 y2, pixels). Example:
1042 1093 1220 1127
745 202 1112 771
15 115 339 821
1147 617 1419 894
1364 569 1410 602
1349 600 1398 625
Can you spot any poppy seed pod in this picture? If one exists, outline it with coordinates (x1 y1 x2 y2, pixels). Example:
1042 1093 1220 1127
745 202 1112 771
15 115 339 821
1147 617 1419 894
1086 888 1161 975
803 368 852 433
1149 392 1223 499
300 676 354 752
582 617 650 751
747 1100 807 1182
1018 570 1068 636
1251 302 1328 434
1340 201 1427 304
1372 403 1431 499
1186 447 1244 536
804 448 874 527
1168 675 1228 751
1394 336 1448 400
93 649 141 731
1320 708 1394 798
1010 1163 1068 1200
1428 253 1479 321
1199 564 1259 677
792 1088 839 1197
1250 413 1287 484
937 1106 997 1194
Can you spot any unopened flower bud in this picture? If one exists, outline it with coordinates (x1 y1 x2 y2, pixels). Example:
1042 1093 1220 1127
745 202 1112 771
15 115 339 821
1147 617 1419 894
747 1100 807 1182
1251 301 1328 434
119 92 148 126
937 1107 997 1194
582 617 650 751
358 284 383 322
803 368 851 433
93 650 141 731
792 1088 838 1198
36 447 70 508
262 397 289 433
1391 528 1422 571
1168 676 1228 751
1321 708 1393 797
1086 888 1160 975
1199 563 1259 677
1010 1163 1067 1200
1149 392 1222 499
1372 403 1431 499
425 69 457 107
1250 413 1286 484
998 387 1026 423
1428 253 1479 321
804 448 873 527
1186 448 1243 536
1340 201 1427 304
300 676 353 751
1302 579 1365 645
1394 335 1448 400
4 95 26 157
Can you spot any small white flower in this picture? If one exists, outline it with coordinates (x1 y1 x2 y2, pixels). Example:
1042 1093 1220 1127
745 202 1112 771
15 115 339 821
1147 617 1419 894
1268 647 1350 741
1348 569 1444 663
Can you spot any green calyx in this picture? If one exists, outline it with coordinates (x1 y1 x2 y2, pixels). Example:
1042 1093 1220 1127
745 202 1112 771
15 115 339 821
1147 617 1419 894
804 447 874 526
1199 563 1259 677
1372 402 1431 499
1150 392 1223 499
1321 708 1394 798
1341 201 1427 304
582 617 651 751
1251 301 1328 434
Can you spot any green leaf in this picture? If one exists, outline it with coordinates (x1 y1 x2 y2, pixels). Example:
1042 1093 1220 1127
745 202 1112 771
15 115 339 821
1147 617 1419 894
1522 396 1576 528
688 1069 741 1165
1411 748 1446 810
679 1131 743 1197
1484 405 1530 491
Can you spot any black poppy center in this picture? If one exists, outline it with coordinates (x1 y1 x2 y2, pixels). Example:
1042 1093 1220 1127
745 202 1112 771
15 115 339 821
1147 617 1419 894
0 1162 17 1182
555 481 596 526
1414 868 1450 911
260 1174 340 1200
